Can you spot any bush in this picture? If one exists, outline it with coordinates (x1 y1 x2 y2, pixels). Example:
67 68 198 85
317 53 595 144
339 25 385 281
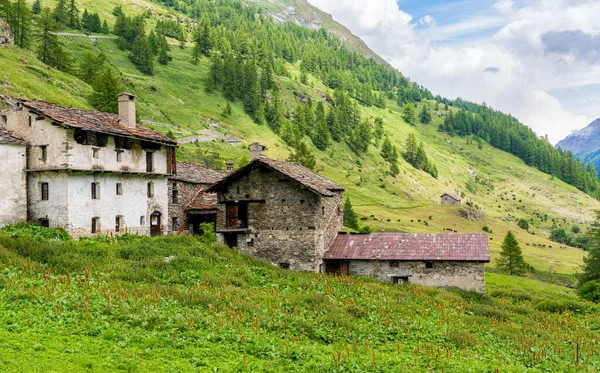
517 219 529 230
578 281 600 303
550 228 568 244
0 223 71 242
535 300 590 314
446 329 479 348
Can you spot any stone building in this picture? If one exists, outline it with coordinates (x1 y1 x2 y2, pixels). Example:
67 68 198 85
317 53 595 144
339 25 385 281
0 128 27 227
323 233 490 293
167 162 228 234
207 150 345 272
441 192 461 206
0 93 177 237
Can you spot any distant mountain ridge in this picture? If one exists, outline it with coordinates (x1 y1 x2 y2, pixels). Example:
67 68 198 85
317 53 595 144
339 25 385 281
556 118 600 172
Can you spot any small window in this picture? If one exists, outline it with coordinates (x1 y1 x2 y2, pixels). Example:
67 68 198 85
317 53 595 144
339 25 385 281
116 149 123 162
171 217 178 230
146 151 154 172
39 146 47 161
116 183 123 195
279 262 290 269
39 218 49 228
425 262 433 269
337 206 342 216
322 206 325 215
140 216 146 225
28 116 32 127
172 183 179 204
390 261 400 268
147 182 154 198
92 148 100 159
392 276 409 285
91 217 100 234
237 186 240 194
40 183 49 201
91 183 100 200
115 216 123 233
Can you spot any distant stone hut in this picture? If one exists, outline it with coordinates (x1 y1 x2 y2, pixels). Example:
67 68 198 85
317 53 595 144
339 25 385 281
441 193 461 206
323 233 490 293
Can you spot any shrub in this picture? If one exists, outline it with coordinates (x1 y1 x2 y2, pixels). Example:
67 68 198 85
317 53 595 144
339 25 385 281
535 300 590 314
446 329 479 348
467 304 509 320
517 219 529 230
578 281 600 303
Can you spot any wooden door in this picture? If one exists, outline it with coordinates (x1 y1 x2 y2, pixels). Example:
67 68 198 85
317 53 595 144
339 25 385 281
226 204 239 228
150 212 161 237
340 261 349 275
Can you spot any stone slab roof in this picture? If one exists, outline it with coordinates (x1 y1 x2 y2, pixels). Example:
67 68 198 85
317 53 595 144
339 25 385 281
208 157 344 197
185 189 218 211
20 99 176 145
0 128 27 145
324 233 490 262
171 162 228 185
441 193 461 201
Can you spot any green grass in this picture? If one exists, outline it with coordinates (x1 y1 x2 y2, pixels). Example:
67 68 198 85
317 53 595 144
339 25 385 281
0 229 599 372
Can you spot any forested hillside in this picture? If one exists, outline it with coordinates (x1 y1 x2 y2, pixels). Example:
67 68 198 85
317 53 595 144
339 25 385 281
1 0 600 273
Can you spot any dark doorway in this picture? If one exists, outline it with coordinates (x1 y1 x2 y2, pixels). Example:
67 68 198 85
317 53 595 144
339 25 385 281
224 233 238 248
392 276 410 284
186 212 217 235
150 211 161 237
226 203 248 229
325 260 349 275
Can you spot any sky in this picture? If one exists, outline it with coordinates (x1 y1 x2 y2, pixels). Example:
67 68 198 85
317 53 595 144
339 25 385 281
306 0 600 144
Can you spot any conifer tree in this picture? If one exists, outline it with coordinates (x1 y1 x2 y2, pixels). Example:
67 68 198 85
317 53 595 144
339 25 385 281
32 0 42 14
52 0 67 25
381 136 393 162
36 7 71 71
288 141 316 170
101 19 108 34
157 44 171 65
419 105 432 124
11 0 32 48
222 53 236 101
580 212 600 286
402 103 415 125
265 85 284 133
205 53 222 93
343 198 359 230
221 102 232 118
497 231 527 275
348 119 372 154
78 51 106 83
87 68 123 113
390 161 399 177
129 34 154 75
147 30 158 55
66 0 79 29
374 117 384 141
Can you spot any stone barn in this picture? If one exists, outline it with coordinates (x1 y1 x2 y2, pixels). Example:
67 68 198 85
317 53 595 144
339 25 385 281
0 93 177 237
207 153 344 272
168 162 228 234
323 233 490 293
0 128 27 227
441 193 461 206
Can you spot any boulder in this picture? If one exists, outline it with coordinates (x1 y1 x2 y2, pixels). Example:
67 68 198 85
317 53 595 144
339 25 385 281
0 18 14 47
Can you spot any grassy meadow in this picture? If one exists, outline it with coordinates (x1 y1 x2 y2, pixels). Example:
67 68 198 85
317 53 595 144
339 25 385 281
0 226 599 372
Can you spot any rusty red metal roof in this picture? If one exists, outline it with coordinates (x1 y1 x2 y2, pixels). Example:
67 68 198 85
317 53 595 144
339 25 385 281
171 162 229 185
20 99 176 145
0 128 27 145
208 157 344 197
324 233 490 262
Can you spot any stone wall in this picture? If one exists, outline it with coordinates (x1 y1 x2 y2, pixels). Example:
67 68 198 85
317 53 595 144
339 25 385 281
344 260 486 293
0 18 13 47
215 165 343 272
167 180 206 233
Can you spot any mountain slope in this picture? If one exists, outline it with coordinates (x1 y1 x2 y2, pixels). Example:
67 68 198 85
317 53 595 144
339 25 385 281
556 118 600 172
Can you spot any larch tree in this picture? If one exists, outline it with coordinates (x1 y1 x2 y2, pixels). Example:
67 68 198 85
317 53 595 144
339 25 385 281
497 231 527 275
36 7 71 71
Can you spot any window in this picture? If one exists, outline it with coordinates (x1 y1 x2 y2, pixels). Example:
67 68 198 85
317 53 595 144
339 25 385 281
92 148 100 159
425 262 433 269
172 183 179 204
322 206 325 215
39 218 49 227
140 216 146 225
390 261 400 268
226 203 248 229
392 276 409 285
91 183 100 200
116 149 123 162
40 183 49 201
116 183 123 195
147 182 154 198
115 216 123 233
337 206 342 216
172 217 178 230
91 217 100 234
279 262 290 270
39 145 47 161
146 151 154 172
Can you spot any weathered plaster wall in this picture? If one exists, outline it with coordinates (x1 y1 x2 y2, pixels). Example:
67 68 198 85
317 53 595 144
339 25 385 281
27 171 70 228
66 174 168 238
0 144 27 226
5 110 69 170
215 167 343 272
66 129 169 174
346 260 486 293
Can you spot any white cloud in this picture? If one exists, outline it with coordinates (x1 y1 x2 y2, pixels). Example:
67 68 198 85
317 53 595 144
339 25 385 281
418 15 436 27
307 0 600 144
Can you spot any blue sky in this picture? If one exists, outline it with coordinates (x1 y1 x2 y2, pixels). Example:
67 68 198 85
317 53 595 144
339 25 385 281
307 0 600 143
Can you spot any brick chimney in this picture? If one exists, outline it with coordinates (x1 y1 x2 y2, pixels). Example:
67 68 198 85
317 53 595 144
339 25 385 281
225 162 234 171
249 142 266 160
118 92 136 129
